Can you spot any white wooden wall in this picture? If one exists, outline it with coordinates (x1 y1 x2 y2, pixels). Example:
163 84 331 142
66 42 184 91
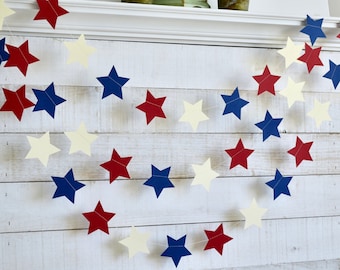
1 34 340 269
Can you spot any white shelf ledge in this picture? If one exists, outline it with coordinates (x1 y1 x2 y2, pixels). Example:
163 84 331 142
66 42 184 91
3 0 340 50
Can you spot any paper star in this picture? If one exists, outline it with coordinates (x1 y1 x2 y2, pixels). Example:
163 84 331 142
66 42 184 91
277 37 303 68
288 136 313 167
161 235 191 267
298 43 323 73
25 132 60 167
0 0 15 30
100 149 132 183
5 40 39 76
143 165 174 198
65 122 98 156
32 82 66 118
51 169 85 203
307 99 331 127
97 65 129 99
279 77 305 108
225 139 254 169
204 224 233 255
0 38 9 64
136 90 166 124
221 87 249 119
34 0 69 29
255 110 283 141
0 85 35 121
252 65 281 95
119 226 150 258
82 201 115 234
323 60 340 89
179 100 209 131
239 198 267 229
191 158 219 191
266 169 293 200
64 34 96 68
6 40 37 75
300 15 326 46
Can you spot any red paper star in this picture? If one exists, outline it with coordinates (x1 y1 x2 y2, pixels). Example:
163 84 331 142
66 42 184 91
0 86 35 120
82 201 115 234
34 0 69 29
100 149 132 183
288 136 313 167
5 40 39 76
136 90 166 124
252 65 281 95
298 43 323 73
225 139 254 169
204 224 233 255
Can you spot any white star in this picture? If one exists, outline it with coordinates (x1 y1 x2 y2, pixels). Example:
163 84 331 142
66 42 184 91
179 100 209 131
25 132 60 167
0 0 15 30
191 158 219 191
64 122 98 156
279 77 305 108
119 226 150 258
277 37 303 68
63 34 96 68
307 99 331 128
239 198 267 229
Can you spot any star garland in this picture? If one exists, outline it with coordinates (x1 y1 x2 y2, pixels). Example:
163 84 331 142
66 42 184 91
1 7 336 268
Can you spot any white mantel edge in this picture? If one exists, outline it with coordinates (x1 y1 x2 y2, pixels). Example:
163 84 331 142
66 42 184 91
2 0 340 50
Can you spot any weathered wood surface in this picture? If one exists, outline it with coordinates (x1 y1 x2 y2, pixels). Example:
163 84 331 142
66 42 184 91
0 35 339 269
0 86 338 133
0 133 337 182
0 175 339 233
1 217 339 270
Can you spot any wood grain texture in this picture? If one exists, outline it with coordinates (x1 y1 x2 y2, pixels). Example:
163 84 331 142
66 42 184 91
1 35 339 269
0 175 339 233
1 217 339 270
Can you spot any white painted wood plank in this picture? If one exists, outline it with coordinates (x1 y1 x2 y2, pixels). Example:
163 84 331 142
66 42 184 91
227 259 340 270
0 133 336 182
0 86 338 133
1 174 339 233
1 217 339 269
0 36 338 91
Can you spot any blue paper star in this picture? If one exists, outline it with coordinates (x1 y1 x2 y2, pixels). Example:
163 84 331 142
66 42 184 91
266 169 293 200
0 38 9 65
143 165 174 198
323 60 340 89
300 15 326 46
255 110 283 141
51 169 85 203
161 235 192 267
97 65 129 99
33 83 66 118
221 87 249 119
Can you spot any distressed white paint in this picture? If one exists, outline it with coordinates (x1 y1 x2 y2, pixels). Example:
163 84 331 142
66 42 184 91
1 4 340 269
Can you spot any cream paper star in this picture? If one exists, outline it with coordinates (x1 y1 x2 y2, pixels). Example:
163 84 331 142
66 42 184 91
0 0 15 30
307 99 331 128
119 226 150 258
64 122 98 156
63 34 96 68
277 37 303 68
191 158 219 191
279 77 305 108
179 100 209 131
239 198 267 229
25 132 60 167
